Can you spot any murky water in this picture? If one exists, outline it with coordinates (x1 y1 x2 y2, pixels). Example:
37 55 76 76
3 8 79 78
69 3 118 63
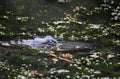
0 37 119 79
0 0 120 78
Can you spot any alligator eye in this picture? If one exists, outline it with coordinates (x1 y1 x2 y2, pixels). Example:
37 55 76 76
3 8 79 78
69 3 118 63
51 40 57 44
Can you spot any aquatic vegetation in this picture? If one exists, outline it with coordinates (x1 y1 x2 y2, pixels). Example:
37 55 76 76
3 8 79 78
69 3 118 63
0 0 120 79
0 46 120 78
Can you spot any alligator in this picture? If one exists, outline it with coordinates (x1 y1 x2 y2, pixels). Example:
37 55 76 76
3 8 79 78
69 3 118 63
0 36 92 51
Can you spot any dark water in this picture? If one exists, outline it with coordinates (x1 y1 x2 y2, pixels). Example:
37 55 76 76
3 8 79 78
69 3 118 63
0 39 120 78
0 0 120 78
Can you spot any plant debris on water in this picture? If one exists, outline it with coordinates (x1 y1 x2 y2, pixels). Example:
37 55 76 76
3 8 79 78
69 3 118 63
0 0 120 79
0 45 120 79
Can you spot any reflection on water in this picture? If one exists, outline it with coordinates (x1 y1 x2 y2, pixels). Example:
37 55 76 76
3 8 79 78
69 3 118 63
0 0 120 78
0 38 120 79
